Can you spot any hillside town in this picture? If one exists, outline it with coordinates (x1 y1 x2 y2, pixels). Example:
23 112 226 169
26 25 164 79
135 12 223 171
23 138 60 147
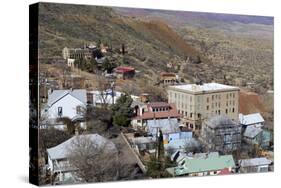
30 39 274 185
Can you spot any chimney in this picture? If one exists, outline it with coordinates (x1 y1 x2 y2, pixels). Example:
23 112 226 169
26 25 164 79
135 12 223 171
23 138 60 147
75 127 79 136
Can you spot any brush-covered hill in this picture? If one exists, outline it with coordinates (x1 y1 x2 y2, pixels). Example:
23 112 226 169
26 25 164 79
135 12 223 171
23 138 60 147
38 2 205 78
116 7 274 93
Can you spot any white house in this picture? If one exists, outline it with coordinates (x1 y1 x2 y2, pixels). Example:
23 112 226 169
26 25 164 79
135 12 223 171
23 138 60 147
42 89 87 129
47 134 117 184
239 157 272 173
67 58 75 68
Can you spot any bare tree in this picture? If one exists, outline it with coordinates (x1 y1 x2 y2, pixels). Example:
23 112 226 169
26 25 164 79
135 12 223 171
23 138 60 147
96 77 112 109
66 135 119 182
183 139 202 154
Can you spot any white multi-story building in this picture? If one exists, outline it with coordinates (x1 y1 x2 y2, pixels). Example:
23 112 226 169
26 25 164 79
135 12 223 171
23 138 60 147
167 83 240 131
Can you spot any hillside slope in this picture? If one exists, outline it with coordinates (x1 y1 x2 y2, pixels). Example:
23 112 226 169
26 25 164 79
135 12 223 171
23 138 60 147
38 2 203 77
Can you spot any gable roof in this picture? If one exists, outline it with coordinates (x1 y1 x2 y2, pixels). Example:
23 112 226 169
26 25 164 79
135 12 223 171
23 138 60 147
239 113 264 125
47 134 116 160
47 89 87 107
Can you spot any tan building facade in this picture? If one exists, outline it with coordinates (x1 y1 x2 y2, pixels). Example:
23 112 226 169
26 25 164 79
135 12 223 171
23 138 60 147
167 83 240 131
160 72 178 86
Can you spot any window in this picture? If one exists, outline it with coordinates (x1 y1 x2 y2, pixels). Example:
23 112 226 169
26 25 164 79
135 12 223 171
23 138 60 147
76 106 83 115
232 108 235 113
206 105 209 110
190 124 194 129
212 95 214 100
226 109 228 114
58 107 63 116
233 93 235 98
218 110 221 115
207 97 209 103
190 113 193 118
198 113 201 118
226 101 228 106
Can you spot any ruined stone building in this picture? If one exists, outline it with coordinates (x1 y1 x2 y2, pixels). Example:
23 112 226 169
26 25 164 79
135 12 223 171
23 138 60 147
200 115 241 154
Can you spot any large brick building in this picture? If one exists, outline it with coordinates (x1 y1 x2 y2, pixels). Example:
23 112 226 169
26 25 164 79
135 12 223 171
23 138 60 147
167 83 240 131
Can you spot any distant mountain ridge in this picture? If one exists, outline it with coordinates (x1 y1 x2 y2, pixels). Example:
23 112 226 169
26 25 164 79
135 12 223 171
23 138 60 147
115 7 273 26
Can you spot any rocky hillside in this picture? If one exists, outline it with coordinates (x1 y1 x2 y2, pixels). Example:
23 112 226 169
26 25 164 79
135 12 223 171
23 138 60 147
116 7 274 93
38 2 203 79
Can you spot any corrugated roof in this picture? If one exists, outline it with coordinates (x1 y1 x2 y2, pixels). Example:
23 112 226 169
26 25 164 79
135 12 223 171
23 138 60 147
239 157 272 167
47 134 116 160
239 113 264 125
243 125 262 138
147 118 180 135
172 155 235 175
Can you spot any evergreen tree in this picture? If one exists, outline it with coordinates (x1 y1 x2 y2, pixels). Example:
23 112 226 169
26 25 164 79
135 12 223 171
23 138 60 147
111 93 133 127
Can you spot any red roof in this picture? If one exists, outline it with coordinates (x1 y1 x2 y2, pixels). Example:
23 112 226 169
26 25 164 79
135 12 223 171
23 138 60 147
218 168 231 175
115 66 135 73
160 72 176 77
133 103 181 120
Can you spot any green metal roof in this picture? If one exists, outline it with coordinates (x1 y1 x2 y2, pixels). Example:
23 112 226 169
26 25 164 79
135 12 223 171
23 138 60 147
168 155 235 176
